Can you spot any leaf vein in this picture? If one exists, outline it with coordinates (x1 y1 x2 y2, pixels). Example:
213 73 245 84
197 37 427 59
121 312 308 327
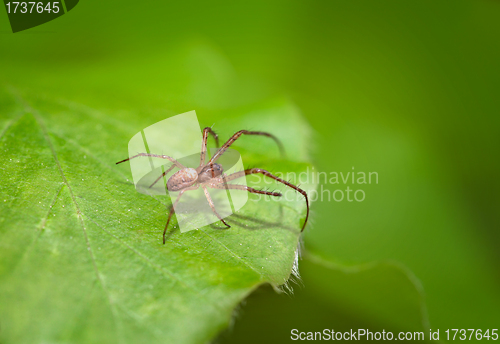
2 184 65 278
11 91 126 344
82 214 200 292
0 112 24 142
198 228 263 279
305 251 431 333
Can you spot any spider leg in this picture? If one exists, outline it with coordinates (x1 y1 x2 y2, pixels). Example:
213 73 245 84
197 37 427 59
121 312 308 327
208 130 285 164
149 163 177 188
221 168 309 231
164 204 176 244
209 183 282 197
163 185 199 244
116 153 184 169
202 186 231 228
199 127 220 168
221 170 246 182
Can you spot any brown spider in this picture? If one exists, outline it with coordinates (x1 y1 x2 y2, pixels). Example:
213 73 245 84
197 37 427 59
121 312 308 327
117 127 309 243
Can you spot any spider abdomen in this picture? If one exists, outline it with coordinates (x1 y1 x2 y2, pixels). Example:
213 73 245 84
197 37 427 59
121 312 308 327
167 168 198 191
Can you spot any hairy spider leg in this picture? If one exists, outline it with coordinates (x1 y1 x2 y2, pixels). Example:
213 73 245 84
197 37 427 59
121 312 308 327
164 183 232 244
209 183 282 197
208 130 285 165
116 153 185 169
202 186 231 228
198 127 220 168
219 168 310 231
207 181 283 228
116 153 185 189
147 125 219 188
163 185 199 244
149 163 177 188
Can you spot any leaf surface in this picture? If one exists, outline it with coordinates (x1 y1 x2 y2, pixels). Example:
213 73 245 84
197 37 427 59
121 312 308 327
0 91 315 344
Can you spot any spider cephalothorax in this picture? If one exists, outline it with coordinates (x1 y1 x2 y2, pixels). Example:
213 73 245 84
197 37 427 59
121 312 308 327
117 127 309 243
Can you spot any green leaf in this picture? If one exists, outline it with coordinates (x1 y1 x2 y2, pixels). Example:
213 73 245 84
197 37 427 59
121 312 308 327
0 91 316 343
304 119 500 331
215 255 428 344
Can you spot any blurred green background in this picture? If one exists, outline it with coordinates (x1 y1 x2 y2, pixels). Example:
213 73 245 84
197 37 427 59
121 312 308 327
1 0 499 342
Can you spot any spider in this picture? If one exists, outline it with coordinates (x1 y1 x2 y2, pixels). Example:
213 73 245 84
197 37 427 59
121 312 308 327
116 127 310 244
